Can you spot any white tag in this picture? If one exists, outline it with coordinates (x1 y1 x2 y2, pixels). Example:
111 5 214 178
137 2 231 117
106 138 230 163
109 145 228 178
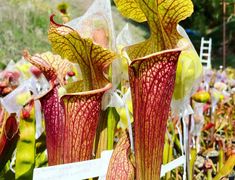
34 150 186 179
33 150 113 180
160 155 186 177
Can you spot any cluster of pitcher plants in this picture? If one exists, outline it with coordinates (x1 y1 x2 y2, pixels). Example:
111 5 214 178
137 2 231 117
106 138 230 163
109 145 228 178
189 68 235 180
0 0 234 179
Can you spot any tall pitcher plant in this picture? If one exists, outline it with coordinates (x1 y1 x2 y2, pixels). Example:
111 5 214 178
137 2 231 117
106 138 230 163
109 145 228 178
107 0 194 179
24 15 115 165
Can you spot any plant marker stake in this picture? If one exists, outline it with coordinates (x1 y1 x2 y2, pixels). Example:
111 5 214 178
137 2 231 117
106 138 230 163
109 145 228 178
182 114 187 180
175 113 187 180
174 104 194 180
183 105 194 180
33 150 113 180
176 122 184 156
160 155 186 177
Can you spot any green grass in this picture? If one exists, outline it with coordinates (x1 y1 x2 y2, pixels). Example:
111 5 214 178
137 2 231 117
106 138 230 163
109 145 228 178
0 0 52 66
0 0 147 69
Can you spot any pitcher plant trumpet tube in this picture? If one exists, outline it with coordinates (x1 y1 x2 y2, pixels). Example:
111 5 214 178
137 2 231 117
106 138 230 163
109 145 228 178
107 0 194 179
24 15 115 165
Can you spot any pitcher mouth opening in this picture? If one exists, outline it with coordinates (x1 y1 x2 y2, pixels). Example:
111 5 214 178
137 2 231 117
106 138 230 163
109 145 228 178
126 41 189 65
61 83 112 96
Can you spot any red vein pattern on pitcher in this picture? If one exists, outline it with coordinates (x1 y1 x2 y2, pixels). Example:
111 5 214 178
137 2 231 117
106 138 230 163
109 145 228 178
129 50 181 179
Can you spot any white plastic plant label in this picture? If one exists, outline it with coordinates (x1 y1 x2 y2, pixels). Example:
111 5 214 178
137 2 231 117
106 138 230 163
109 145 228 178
33 150 113 180
160 155 186 177
33 149 186 180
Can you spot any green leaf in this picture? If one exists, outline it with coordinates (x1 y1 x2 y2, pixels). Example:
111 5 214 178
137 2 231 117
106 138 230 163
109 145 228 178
190 148 197 180
35 133 48 168
107 107 119 150
213 155 235 180
0 161 15 180
15 101 36 180
35 151 48 168
94 110 108 158
116 0 194 59
48 16 116 90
